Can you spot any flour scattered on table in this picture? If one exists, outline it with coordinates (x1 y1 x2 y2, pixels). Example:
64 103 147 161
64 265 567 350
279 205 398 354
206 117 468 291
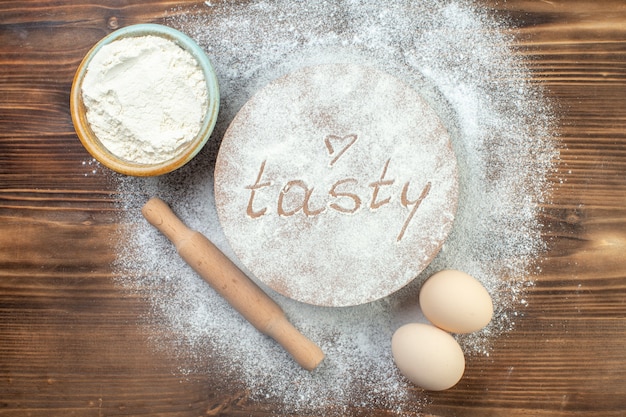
113 1 558 415
81 158 101 176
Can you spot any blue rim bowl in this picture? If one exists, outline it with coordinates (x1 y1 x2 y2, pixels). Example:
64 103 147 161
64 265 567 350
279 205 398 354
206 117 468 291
70 23 220 176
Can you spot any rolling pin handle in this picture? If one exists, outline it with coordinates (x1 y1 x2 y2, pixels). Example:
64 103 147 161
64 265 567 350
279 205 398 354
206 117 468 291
142 197 194 248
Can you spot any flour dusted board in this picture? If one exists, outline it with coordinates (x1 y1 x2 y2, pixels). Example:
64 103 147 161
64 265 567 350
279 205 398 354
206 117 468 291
214 64 458 306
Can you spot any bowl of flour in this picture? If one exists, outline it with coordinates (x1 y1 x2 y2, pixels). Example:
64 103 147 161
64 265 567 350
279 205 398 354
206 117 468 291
70 23 219 176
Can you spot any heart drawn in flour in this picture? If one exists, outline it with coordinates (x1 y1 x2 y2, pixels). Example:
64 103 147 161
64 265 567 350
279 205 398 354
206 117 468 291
324 134 358 166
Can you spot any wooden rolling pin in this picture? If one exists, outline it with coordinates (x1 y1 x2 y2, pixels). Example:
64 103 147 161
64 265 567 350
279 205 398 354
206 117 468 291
141 197 325 371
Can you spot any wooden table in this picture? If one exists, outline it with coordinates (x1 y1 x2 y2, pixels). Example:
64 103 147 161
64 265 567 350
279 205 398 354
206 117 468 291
1 1 625 416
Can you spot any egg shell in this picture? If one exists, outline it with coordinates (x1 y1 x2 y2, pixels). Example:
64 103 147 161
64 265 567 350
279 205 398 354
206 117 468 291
391 323 465 391
419 270 494 333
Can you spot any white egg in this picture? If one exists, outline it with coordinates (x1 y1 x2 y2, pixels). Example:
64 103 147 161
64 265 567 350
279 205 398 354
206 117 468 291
419 270 493 333
391 323 465 391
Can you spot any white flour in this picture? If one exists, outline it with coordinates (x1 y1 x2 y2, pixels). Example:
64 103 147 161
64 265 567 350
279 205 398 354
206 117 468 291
109 1 559 416
82 35 208 164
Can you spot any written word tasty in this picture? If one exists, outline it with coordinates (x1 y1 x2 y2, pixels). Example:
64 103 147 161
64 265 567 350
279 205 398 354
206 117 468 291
242 134 432 243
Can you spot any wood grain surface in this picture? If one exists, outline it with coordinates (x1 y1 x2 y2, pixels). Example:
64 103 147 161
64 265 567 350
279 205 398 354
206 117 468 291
1 1 625 416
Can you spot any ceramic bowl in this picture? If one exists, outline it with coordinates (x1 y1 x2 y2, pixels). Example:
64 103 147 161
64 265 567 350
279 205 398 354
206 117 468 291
70 23 219 176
